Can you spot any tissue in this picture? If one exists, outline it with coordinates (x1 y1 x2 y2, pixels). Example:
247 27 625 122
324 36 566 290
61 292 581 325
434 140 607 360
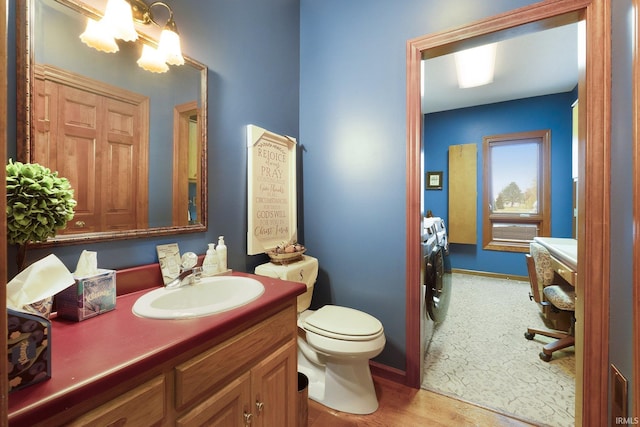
56 251 116 322
6 254 72 392
74 250 98 276
6 254 75 316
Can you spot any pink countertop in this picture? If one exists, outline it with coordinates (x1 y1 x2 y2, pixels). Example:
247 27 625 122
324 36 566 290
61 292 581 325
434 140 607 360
8 271 305 427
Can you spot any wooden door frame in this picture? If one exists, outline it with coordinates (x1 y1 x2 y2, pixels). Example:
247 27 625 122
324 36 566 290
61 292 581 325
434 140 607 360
633 0 640 418
1 0 8 424
405 1 610 426
172 101 201 227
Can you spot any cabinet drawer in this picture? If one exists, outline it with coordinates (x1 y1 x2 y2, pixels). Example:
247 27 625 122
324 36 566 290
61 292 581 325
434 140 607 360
68 376 166 426
175 307 295 410
551 257 576 286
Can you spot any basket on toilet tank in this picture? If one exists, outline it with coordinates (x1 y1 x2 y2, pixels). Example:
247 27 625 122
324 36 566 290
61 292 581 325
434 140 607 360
254 255 318 313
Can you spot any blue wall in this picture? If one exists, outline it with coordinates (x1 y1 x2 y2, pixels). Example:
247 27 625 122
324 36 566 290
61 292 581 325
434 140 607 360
424 92 576 277
299 0 538 370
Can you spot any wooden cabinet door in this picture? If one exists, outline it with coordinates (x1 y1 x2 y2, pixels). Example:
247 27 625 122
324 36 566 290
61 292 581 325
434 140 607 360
251 340 297 427
176 372 252 427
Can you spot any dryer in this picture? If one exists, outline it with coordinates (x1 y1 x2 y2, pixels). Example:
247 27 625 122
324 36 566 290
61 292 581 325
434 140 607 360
420 217 452 380
427 217 451 323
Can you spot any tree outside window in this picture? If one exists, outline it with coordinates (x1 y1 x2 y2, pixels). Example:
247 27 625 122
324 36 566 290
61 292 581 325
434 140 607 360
482 130 551 252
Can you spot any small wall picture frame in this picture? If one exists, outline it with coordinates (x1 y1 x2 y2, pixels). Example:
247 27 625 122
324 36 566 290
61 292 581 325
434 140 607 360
426 171 443 190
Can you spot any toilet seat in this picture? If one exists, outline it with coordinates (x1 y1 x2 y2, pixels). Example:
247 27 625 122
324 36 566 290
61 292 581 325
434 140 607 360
302 305 384 341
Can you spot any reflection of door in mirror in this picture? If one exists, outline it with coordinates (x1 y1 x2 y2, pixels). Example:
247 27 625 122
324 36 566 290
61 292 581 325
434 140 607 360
172 102 201 226
16 0 208 245
33 64 150 234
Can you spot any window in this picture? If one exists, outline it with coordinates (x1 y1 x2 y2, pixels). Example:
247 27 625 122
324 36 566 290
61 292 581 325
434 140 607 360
482 130 550 252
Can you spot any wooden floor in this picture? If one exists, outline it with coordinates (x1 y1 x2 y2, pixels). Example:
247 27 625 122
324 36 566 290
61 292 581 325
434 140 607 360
307 376 537 427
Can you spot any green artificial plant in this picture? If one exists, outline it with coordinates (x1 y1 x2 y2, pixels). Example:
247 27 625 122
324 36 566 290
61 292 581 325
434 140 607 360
6 160 77 270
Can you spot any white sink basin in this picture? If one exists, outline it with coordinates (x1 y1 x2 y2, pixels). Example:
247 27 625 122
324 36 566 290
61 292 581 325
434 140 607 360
132 276 265 319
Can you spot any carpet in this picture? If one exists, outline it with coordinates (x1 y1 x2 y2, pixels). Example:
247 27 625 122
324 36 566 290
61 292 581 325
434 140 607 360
421 273 575 427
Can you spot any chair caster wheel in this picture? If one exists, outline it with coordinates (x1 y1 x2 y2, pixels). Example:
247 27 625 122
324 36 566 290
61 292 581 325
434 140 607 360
524 332 535 340
539 352 552 362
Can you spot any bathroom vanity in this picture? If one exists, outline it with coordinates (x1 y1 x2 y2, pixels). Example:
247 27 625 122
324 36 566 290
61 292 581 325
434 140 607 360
8 269 305 427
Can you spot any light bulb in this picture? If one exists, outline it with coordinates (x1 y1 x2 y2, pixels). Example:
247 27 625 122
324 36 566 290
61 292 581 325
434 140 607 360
137 44 169 73
102 0 138 42
79 18 119 53
158 29 185 66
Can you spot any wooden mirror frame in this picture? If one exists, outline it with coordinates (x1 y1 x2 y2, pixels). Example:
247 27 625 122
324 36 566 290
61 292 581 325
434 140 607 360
1 0 8 419
15 0 208 246
405 0 610 425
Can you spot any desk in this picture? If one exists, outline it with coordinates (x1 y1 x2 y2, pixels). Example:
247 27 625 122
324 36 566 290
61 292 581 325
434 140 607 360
533 237 577 286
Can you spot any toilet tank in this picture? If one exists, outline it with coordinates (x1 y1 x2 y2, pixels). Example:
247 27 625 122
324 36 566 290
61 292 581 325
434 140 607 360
254 255 318 312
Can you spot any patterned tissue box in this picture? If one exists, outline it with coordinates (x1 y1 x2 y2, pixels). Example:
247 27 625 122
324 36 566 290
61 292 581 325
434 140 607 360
7 308 51 392
56 269 116 321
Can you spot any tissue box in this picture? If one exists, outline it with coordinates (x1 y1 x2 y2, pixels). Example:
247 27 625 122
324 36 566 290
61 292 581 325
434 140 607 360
56 269 116 321
7 308 51 392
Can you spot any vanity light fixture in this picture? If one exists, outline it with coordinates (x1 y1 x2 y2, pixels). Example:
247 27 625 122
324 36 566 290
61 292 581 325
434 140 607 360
79 0 185 73
454 43 497 88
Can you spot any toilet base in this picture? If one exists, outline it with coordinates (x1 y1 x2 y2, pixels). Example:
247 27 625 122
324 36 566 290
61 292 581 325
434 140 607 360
298 342 379 415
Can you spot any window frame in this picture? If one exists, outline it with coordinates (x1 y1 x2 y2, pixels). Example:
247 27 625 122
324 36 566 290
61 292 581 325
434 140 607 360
482 129 551 252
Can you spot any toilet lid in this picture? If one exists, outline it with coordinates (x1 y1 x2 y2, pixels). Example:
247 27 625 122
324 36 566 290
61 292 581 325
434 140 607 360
302 305 384 341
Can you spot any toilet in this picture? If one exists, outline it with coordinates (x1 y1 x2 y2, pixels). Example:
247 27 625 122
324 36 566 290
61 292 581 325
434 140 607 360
255 255 385 414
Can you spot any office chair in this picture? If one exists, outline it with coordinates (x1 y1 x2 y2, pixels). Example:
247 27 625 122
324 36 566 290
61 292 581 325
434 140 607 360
524 242 576 362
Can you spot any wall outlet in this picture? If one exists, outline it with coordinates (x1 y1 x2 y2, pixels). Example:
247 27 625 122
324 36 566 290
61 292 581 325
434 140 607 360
611 364 628 425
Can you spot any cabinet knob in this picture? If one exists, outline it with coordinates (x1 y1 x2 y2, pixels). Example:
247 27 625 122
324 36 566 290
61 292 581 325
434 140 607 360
256 401 265 412
75 220 86 227
243 412 253 425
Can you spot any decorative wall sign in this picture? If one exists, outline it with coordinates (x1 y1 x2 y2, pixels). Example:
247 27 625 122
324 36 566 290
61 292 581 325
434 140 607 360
156 243 181 284
247 125 297 255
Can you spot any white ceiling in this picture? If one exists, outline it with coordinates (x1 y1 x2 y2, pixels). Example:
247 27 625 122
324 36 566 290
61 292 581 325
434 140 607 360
421 23 579 114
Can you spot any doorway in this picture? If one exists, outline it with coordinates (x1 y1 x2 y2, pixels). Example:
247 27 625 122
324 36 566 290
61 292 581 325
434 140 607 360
404 1 610 426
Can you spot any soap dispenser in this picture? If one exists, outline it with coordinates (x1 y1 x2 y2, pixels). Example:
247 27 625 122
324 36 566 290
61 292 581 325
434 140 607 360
217 236 227 272
203 243 219 276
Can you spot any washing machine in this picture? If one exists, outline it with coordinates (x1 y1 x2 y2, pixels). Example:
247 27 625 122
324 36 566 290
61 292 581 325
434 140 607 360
427 217 451 323
420 218 437 370
420 217 452 380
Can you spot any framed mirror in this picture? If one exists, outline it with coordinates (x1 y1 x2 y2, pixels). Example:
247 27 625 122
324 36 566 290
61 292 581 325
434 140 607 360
16 0 208 246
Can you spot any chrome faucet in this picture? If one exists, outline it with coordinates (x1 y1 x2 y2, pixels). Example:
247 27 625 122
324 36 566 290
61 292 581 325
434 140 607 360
165 267 202 288
165 252 201 289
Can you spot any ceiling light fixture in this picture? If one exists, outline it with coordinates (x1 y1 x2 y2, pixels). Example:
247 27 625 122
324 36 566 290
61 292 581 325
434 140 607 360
454 43 497 88
80 0 185 73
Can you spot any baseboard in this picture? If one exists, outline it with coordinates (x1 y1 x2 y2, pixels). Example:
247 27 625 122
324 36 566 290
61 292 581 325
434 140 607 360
370 361 408 386
452 268 527 282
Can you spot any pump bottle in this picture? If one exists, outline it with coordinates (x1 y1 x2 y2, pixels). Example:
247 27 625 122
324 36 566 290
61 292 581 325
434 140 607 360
217 236 227 272
203 243 219 276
